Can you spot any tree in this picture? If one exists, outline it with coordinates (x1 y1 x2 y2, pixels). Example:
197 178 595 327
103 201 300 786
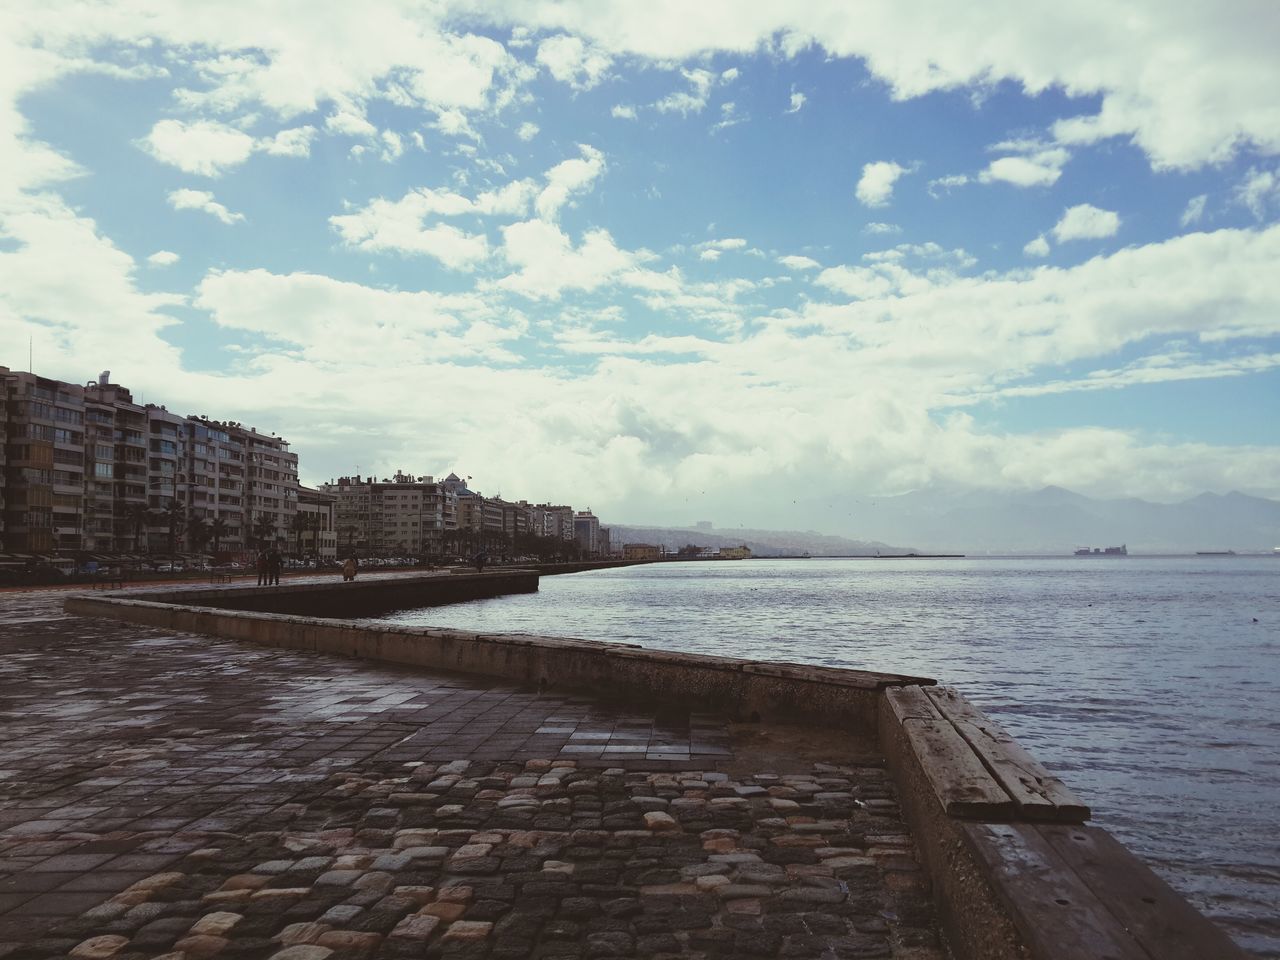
252 513 277 550
342 524 359 557
162 500 185 554
209 516 229 555
124 503 152 553
288 512 309 557
186 516 211 553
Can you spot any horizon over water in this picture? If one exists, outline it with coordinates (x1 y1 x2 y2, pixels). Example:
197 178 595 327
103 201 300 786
381 557 1279 957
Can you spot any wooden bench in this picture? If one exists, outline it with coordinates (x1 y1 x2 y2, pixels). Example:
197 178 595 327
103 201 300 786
883 685 1250 958
91 571 126 590
210 571 236 584
885 684 1089 822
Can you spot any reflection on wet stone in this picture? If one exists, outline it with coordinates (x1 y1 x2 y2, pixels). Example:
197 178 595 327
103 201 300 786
0 588 941 958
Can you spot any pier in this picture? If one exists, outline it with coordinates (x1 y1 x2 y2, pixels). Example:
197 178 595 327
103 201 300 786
0 572 1246 959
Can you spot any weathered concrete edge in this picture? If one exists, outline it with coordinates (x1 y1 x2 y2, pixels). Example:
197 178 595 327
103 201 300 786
64 594 932 730
877 697 1248 960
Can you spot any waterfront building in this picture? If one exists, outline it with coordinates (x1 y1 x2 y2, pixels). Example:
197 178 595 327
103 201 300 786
297 485 337 560
0 366 298 559
574 509 601 556
623 542 660 560
0 368 85 553
322 472 455 557
718 545 752 559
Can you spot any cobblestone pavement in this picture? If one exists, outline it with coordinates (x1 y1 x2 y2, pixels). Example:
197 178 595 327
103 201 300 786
0 589 943 959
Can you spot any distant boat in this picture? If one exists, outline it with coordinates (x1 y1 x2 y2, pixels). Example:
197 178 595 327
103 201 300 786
1074 545 1128 556
1195 550 1236 556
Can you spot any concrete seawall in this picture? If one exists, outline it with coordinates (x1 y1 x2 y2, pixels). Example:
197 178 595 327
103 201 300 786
65 572 930 731
64 573 1247 960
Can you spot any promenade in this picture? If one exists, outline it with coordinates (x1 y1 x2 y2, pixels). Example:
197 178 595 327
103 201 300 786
0 584 942 959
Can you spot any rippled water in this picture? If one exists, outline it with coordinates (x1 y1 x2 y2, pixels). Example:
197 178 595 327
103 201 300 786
380 557 1280 955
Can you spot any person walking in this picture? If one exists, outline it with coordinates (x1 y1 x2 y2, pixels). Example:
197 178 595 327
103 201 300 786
342 556 357 582
267 547 282 586
255 549 268 586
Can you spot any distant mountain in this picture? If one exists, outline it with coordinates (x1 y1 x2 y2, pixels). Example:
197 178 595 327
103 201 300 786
607 524 915 557
836 486 1280 553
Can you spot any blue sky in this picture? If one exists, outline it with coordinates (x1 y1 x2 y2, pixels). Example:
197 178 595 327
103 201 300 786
2 2 1279 531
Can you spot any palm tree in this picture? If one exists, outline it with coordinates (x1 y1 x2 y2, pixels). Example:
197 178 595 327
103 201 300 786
252 513 277 550
288 512 309 558
186 516 211 554
124 503 151 553
162 500 185 554
209 516 229 556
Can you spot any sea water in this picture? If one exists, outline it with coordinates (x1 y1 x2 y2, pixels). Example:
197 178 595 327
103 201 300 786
380 557 1280 956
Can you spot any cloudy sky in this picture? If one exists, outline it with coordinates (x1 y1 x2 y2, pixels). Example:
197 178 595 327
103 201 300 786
3 2 1279 531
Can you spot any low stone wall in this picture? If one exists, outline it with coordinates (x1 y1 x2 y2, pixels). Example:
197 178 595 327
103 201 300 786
137 570 538 619
64 590 932 730
63 579 1244 960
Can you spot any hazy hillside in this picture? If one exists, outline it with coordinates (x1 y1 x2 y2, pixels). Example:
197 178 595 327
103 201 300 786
607 524 915 557
836 486 1280 553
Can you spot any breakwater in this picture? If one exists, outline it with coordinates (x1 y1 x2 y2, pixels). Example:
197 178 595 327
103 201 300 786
65 572 1248 959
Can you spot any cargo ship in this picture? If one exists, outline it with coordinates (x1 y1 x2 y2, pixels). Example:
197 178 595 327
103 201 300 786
1074 544 1128 556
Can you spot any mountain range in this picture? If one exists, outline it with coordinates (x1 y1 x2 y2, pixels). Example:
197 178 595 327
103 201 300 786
614 488 1280 555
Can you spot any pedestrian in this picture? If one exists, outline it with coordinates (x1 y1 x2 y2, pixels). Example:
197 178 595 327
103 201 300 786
342 556 357 582
267 547 282 586
473 552 486 573
255 549 268 586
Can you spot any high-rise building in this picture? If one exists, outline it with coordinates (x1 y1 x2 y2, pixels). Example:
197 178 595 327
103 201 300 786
323 472 455 556
0 366 298 558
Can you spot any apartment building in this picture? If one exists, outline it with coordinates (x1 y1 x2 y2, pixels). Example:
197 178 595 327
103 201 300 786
0 367 298 557
0 368 85 553
323 472 455 556
574 509 601 556
297 485 337 559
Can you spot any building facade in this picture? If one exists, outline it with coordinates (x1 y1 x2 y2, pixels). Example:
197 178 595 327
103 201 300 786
322 472 455 557
0 367 298 558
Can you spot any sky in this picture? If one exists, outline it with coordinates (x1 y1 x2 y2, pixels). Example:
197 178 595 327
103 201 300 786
2 1 1279 532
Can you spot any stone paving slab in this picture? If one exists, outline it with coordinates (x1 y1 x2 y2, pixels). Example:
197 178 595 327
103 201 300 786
0 588 943 958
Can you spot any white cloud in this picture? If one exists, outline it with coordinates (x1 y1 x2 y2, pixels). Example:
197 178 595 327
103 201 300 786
1234 167 1279 220
325 102 377 139
141 119 255 177
927 174 969 197
434 108 480 141
1024 235 1051 257
699 249 721 262
535 144 606 221
329 193 489 270
147 250 180 267
654 68 716 116
497 220 639 299
167 188 245 224
195 268 521 365
517 121 539 141
536 34 612 90
979 148 1069 188
1180 194 1208 227
610 104 637 120
1052 204 1121 242
785 90 806 114
779 254 821 270
710 101 744 133
259 125 317 158
863 222 901 236
856 161 906 207
721 67 740 83
483 4 1280 170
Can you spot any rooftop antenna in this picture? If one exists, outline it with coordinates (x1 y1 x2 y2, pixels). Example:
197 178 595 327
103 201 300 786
28 334 32 373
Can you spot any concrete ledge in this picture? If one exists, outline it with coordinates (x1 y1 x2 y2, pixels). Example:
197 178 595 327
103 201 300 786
130 570 538 619
64 592 933 730
64 577 1243 960
878 692 1248 960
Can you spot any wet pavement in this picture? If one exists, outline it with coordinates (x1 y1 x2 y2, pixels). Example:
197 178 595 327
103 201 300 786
0 586 943 959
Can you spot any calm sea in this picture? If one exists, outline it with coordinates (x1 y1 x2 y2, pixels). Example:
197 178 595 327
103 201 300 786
380 557 1280 956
